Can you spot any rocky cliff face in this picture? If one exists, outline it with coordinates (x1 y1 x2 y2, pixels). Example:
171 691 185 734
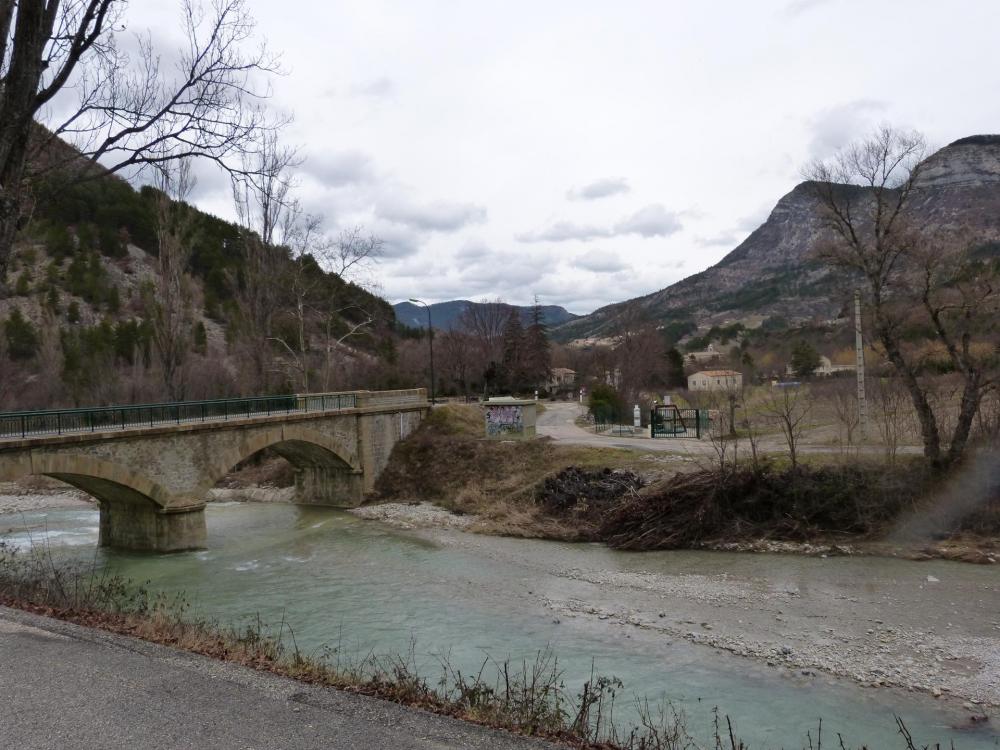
555 136 1000 343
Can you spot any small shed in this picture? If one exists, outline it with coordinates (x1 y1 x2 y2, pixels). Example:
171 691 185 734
483 397 537 439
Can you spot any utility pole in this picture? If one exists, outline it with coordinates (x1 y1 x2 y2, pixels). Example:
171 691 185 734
854 289 867 440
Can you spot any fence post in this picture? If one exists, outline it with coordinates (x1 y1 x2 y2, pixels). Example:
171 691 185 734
57 412 62 435
696 410 701 439
21 415 26 438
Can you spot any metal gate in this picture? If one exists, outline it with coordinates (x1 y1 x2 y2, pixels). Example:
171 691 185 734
650 404 704 438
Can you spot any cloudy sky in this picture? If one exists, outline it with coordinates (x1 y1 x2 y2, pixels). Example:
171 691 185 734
131 0 1000 314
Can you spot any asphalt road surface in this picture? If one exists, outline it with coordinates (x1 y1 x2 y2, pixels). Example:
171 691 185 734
0 606 555 750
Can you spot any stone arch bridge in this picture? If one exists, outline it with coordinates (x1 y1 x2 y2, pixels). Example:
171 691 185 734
0 390 428 552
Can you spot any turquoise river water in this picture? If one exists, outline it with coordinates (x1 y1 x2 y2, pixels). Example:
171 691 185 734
1 502 997 749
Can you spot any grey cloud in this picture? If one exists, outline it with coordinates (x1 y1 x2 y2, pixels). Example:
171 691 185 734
519 203 683 243
369 222 423 259
567 177 630 201
573 249 628 273
377 196 487 232
613 204 683 238
454 240 493 263
807 99 886 159
516 221 611 243
302 150 375 186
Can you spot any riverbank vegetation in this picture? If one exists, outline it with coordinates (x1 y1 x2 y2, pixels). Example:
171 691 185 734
373 404 1000 557
0 541 962 750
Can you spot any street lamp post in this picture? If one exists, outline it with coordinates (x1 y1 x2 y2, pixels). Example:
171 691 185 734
409 298 435 404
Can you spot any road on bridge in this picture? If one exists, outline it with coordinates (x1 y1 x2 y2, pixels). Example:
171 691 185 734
0 607 554 750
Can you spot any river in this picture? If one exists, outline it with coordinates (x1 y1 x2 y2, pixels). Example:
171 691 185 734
2 502 997 749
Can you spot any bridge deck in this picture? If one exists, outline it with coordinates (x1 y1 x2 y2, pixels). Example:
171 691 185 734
0 392 426 443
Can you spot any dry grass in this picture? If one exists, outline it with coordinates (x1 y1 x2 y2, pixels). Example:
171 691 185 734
374 404 653 540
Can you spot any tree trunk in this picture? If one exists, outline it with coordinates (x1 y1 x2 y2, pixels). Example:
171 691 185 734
875 316 942 466
946 375 983 468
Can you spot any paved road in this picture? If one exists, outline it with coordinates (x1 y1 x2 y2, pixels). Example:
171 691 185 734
537 401 710 454
536 402 921 457
0 606 554 750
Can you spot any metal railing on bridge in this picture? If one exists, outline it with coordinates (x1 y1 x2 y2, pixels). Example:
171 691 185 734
0 393 359 440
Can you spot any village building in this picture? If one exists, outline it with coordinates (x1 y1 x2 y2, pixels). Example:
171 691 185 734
687 369 743 391
548 367 576 390
785 355 857 377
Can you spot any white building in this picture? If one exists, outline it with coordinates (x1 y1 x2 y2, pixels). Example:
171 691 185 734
687 369 743 392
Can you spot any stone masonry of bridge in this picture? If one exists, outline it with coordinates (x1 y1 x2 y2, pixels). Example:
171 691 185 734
0 390 428 552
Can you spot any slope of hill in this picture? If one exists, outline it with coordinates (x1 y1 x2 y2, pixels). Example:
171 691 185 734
0 144 396 409
394 299 577 331
554 136 1000 343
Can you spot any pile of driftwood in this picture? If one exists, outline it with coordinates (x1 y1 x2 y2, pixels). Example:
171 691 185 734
595 464 922 551
535 467 643 524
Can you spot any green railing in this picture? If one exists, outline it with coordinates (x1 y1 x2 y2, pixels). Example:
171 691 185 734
0 393 358 440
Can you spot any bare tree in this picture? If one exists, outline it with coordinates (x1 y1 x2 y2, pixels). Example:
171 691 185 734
807 125 999 469
824 378 861 451
871 376 910 465
761 385 812 469
457 298 509 396
147 160 196 400
316 227 383 391
229 133 296 392
0 0 282 282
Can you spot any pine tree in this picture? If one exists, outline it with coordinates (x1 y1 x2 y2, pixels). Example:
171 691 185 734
523 297 551 389
4 309 39 360
500 309 525 392
665 347 687 388
790 340 821 378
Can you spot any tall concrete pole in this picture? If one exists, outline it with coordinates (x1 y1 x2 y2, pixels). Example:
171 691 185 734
855 289 867 440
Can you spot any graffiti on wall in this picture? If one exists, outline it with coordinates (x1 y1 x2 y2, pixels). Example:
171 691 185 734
484 404 524 436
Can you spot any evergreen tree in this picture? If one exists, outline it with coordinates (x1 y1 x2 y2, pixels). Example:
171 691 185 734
790 340 821 378
67 301 81 324
665 347 687 388
523 298 551 388
500 309 525 392
14 270 30 295
4 309 39 360
193 321 208 354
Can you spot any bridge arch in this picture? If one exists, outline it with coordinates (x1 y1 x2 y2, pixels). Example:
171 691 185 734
0 452 203 551
198 424 363 506
0 453 179 511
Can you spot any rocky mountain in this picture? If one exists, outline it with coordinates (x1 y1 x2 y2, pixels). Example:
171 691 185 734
554 136 1000 343
393 299 577 331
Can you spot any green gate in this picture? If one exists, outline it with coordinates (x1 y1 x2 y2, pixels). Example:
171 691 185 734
650 404 705 438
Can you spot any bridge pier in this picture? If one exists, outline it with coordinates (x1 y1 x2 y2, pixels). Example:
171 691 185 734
98 503 207 553
293 467 364 507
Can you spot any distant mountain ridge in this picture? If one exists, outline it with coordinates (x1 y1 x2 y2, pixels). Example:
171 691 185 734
393 299 577 331
553 135 1000 343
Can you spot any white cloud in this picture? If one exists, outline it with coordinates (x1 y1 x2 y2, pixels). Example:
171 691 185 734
806 99 887 160
376 196 487 232
302 150 375 186
518 203 683 244
613 204 683 238
573 249 628 273
567 177 630 201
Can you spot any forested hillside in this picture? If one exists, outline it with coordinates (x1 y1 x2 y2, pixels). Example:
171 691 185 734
0 157 400 411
